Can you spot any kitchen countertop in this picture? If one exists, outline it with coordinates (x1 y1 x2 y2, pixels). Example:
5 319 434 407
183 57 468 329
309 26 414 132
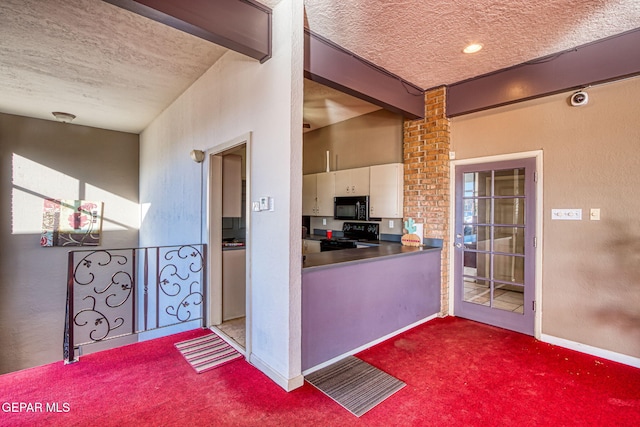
222 244 246 251
303 234 328 242
302 241 441 270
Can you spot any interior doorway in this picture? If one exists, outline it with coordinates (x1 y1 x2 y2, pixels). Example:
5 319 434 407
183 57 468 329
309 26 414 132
206 133 251 354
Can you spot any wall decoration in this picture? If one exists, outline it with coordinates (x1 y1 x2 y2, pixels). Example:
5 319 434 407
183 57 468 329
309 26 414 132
41 199 104 247
401 217 423 247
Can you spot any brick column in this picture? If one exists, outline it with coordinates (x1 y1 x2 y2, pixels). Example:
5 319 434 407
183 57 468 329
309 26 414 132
403 86 450 315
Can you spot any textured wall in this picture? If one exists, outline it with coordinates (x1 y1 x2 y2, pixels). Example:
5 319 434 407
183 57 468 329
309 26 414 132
139 0 304 390
451 76 640 359
0 113 139 374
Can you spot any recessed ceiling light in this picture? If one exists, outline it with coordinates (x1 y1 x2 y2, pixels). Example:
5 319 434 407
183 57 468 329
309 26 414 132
463 43 483 54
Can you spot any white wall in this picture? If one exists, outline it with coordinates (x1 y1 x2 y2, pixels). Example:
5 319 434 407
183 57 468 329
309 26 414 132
139 0 304 390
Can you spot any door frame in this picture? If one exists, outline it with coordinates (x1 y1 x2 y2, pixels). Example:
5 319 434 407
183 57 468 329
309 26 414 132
448 150 543 339
204 132 252 357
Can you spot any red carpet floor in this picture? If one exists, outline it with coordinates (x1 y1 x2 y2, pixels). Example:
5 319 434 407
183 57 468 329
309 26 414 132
1 316 639 426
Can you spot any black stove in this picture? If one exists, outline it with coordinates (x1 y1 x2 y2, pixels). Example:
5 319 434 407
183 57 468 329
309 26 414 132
320 222 379 252
320 238 356 251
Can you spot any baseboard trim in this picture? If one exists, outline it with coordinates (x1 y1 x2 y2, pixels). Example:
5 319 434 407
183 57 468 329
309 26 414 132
249 353 304 392
302 313 439 376
540 334 640 368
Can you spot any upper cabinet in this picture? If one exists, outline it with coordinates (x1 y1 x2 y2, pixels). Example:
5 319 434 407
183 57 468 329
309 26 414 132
303 163 403 218
369 163 404 219
316 172 335 216
303 172 335 216
335 167 370 196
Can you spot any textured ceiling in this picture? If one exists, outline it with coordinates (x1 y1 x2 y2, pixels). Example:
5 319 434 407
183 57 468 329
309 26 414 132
303 0 640 89
0 0 228 133
0 0 638 133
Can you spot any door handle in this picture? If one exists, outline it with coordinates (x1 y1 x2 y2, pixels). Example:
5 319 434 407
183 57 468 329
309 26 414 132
454 242 463 249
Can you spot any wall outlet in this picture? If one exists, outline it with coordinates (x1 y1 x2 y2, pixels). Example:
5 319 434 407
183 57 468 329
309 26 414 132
322 218 327 225
551 209 582 220
389 220 394 228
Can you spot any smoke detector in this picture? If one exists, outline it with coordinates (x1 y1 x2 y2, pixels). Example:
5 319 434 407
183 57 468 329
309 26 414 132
52 112 76 123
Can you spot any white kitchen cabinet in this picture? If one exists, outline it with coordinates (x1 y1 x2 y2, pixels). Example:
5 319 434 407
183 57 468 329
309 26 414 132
303 239 321 254
334 167 370 196
302 174 317 216
222 154 242 217
315 172 335 216
302 172 335 216
369 163 404 218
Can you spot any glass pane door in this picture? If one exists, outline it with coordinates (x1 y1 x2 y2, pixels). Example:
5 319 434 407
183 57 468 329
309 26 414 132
455 159 535 335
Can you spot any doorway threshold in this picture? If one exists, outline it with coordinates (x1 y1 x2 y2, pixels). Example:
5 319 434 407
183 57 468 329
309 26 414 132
211 317 246 355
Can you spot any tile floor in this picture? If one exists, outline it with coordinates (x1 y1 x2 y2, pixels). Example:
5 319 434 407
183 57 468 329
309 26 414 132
216 317 246 349
463 279 524 314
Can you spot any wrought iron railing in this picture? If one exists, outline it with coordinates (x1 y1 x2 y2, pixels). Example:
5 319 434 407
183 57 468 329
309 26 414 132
64 244 207 363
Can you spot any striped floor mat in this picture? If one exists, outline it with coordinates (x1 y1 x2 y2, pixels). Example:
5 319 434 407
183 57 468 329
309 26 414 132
174 332 243 373
305 356 406 417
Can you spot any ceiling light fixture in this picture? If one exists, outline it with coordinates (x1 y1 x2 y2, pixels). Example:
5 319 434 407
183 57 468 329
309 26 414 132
463 43 483 54
52 111 76 123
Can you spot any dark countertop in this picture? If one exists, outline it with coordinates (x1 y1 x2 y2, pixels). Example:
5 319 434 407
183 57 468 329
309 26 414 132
302 242 441 270
303 234 327 242
222 245 246 251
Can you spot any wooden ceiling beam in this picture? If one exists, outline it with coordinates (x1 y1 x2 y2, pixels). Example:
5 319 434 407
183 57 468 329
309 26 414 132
304 29 425 120
447 29 640 117
103 0 271 63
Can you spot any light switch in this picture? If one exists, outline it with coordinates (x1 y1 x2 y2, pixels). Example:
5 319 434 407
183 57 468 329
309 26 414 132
551 209 582 220
590 208 600 221
259 196 269 211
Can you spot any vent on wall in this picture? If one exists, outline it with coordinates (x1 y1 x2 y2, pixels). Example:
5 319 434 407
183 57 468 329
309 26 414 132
52 112 76 123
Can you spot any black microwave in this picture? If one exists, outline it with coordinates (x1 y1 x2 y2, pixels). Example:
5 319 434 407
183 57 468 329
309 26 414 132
334 196 369 221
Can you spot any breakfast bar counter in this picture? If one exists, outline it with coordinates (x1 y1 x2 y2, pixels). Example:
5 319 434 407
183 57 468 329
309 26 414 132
302 243 442 371
302 242 441 269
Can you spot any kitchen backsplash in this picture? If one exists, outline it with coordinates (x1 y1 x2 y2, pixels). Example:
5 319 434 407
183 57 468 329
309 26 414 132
309 216 403 237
